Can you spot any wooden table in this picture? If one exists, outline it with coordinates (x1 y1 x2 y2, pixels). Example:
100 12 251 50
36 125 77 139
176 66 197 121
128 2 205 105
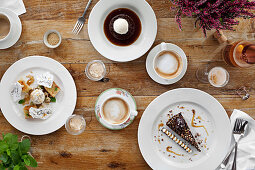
0 0 255 169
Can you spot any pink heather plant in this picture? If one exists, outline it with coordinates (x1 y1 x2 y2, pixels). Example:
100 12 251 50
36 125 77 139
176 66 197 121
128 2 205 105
171 0 255 36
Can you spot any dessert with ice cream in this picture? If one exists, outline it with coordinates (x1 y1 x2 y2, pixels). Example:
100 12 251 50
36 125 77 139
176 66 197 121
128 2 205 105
10 72 61 120
113 18 129 35
30 89 45 104
104 8 141 46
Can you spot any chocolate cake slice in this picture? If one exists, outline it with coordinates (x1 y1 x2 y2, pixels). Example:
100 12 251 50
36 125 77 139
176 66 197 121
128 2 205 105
166 113 201 152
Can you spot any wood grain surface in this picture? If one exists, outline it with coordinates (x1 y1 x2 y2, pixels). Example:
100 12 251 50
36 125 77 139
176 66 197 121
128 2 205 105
0 0 255 169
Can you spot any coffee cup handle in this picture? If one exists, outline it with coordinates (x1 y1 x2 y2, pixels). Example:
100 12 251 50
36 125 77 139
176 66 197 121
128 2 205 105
131 110 138 116
160 42 167 51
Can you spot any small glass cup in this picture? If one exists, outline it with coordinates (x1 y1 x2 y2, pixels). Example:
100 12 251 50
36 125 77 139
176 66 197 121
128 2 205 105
65 114 86 135
196 64 229 87
85 60 108 81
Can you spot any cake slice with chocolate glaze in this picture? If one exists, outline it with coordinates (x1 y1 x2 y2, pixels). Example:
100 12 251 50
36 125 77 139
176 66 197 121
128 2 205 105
166 113 201 152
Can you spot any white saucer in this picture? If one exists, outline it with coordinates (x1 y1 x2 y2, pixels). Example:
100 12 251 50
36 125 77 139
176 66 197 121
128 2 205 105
0 8 22 50
95 88 137 130
88 0 157 62
146 43 188 85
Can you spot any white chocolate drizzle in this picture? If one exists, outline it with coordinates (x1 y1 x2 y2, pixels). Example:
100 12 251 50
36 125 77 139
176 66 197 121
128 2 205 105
161 128 192 153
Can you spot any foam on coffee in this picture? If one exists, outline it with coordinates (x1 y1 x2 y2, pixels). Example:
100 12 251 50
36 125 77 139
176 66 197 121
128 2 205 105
208 67 228 87
102 97 129 124
0 14 10 40
88 62 105 79
154 51 183 79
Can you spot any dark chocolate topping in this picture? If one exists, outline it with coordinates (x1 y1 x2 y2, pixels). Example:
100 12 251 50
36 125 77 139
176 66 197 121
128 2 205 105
166 113 201 152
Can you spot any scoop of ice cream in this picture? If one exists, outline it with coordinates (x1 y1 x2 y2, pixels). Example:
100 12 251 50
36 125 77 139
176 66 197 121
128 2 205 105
30 89 45 104
113 18 129 35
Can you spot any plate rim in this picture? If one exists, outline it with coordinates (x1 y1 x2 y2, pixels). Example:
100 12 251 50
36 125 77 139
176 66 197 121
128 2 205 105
138 88 231 170
0 56 77 135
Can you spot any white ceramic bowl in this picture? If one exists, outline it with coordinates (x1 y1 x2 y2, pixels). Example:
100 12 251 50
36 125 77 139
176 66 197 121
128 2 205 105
88 0 157 62
43 30 62 48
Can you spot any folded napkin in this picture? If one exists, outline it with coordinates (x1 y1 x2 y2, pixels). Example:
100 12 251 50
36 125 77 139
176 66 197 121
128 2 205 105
1 0 26 15
222 109 255 170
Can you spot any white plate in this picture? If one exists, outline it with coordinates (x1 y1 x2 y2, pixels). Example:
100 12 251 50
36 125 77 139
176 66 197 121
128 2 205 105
146 43 188 85
0 56 77 135
0 8 22 50
138 88 231 170
88 0 157 62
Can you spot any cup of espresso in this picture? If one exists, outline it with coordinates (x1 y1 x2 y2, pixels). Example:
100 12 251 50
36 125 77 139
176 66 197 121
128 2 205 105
0 13 11 41
153 42 183 79
100 96 138 125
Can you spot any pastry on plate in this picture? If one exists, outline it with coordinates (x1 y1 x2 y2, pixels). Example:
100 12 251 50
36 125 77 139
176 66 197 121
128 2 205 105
44 81 60 97
10 72 61 120
166 113 201 152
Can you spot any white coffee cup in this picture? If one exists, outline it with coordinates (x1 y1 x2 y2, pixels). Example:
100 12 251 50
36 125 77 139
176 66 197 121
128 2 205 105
153 42 184 80
0 13 11 42
100 95 138 126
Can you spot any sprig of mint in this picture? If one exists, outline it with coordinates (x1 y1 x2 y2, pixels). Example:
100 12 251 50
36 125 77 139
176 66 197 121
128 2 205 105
50 97 56 102
0 133 37 170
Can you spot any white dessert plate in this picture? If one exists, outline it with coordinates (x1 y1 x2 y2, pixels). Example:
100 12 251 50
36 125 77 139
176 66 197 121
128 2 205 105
146 43 188 85
138 88 231 170
0 56 77 135
88 0 157 62
0 8 22 50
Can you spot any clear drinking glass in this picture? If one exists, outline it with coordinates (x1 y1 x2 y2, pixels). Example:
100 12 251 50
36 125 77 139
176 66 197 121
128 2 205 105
196 64 229 87
65 115 86 135
85 60 108 81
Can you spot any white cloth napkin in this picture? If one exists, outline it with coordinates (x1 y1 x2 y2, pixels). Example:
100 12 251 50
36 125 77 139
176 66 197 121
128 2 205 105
222 109 255 170
1 0 26 15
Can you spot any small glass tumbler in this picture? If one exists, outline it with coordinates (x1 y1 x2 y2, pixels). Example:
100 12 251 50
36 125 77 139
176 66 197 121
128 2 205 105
85 60 108 81
196 64 229 87
65 114 86 135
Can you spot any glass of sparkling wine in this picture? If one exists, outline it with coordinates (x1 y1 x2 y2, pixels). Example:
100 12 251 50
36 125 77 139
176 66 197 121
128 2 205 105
196 64 229 87
65 115 86 135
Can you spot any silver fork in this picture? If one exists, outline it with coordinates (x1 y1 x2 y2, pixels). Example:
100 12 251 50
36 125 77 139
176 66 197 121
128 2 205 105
72 0 93 35
231 118 248 170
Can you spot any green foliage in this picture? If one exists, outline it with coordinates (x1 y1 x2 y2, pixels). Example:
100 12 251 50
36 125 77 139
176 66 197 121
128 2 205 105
0 133 37 170
18 100 25 104
50 97 56 102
